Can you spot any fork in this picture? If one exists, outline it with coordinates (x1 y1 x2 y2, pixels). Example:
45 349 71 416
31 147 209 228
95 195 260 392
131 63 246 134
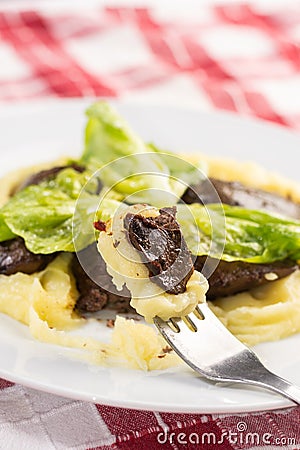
154 303 300 404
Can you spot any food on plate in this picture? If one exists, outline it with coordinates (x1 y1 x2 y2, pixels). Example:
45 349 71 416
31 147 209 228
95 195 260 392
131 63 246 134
97 204 208 322
182 176 300 297
124 206 194 295
0 101 300 368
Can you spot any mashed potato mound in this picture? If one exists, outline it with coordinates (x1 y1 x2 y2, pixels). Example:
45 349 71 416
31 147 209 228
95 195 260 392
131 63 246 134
0 253 81 330
106 316 181 370
0 252 180 370
29 309 180 370
210 270 300 346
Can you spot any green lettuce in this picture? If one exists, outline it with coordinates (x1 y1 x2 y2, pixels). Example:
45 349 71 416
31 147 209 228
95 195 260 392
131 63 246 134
82 102 147 167
177 203 300 263
81 101 205 204
0 168 91 253
0 214 16 241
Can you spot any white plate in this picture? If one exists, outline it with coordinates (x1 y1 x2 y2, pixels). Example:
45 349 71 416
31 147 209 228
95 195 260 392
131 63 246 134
0 99 300 413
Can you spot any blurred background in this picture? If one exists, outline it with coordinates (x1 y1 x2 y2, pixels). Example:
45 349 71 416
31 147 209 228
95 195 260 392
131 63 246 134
0 0 299 129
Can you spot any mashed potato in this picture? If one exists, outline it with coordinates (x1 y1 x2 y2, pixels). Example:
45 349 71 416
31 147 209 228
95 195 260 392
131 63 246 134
210 270 300 346
0 253 81 329
0 251 180 370
0 154 299 371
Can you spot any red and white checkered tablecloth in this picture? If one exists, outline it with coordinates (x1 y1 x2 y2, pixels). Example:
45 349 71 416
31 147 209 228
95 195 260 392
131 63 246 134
0 3 300 449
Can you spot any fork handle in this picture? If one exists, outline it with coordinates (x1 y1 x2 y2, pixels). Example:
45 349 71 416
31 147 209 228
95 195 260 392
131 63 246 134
248 370 300 405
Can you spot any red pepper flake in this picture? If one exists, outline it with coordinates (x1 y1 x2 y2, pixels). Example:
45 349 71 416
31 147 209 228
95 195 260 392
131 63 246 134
94 220 106 232
157 354 166 359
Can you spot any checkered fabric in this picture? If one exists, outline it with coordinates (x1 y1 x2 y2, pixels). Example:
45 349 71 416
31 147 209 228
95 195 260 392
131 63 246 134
0 3 300 450
1 382 299 450
0 4 300 128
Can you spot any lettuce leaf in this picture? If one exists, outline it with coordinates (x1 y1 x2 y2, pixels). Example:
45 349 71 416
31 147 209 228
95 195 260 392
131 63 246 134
177 203 300 263
81 101 204 205
0 168 92 253
0 215 16 241
82 102 147 167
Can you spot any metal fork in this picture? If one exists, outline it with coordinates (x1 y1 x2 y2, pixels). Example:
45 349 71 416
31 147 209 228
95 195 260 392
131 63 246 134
154 303 300 404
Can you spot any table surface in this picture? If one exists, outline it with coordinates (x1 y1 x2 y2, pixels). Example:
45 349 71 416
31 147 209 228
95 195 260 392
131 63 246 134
0 2 299 449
